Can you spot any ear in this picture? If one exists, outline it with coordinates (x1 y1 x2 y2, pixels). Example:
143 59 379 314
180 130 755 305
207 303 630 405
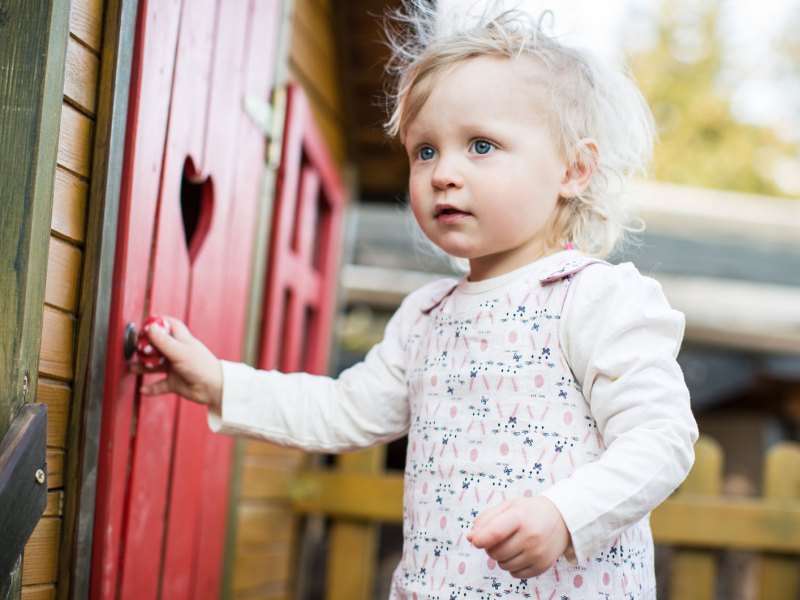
560 139 598 199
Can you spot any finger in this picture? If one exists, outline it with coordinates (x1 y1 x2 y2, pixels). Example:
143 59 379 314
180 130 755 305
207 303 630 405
145 325 183 360
129 361 167 375
469 501 510 541
493 542 527 570
487 534 526 563
140 377 172 396
160 315 192 340
470 503 520 548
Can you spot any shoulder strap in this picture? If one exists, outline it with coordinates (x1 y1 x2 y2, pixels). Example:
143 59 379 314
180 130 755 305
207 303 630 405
420 282 458 314
539 256 609 285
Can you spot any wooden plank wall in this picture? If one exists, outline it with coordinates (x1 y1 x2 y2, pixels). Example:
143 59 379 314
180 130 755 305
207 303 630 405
289 0 346 166
231 443 306 599
228 2 349 599
21 1 105 598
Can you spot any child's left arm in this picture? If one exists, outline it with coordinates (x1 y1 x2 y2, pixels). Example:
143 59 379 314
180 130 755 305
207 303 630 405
471 263 698 573
541 262 699 562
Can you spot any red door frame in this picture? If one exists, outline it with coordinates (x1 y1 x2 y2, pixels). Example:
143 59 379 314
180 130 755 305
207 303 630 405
260 85 345 375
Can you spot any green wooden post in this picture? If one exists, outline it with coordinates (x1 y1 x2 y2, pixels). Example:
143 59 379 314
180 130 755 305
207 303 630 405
0 0 70 595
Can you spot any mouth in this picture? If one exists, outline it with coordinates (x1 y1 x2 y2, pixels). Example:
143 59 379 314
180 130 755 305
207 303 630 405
434 204 471 219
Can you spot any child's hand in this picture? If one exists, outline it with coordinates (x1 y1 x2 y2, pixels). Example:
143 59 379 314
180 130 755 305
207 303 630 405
468 496 570 578
133 316 223 410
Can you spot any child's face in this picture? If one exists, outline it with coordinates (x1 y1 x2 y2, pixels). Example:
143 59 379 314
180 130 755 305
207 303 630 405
404 55 573 281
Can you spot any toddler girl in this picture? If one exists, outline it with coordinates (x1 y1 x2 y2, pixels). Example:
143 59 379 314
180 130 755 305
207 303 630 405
140 4 698 598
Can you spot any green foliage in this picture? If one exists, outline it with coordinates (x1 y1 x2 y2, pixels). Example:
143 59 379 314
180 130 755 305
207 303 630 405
629 0 793 196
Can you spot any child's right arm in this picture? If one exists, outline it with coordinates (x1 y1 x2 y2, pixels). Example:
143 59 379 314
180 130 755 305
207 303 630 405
138 313 412 452
136 279 460 452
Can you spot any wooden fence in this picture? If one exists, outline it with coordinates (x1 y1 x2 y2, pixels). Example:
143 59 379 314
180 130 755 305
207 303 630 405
284 436 800 600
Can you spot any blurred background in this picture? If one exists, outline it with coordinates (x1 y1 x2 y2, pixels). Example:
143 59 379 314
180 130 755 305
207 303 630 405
323 0 800 598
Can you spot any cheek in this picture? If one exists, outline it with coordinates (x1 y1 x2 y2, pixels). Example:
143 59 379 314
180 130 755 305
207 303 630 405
408 177 426 213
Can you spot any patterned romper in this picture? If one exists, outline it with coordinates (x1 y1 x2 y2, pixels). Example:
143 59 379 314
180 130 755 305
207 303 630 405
389 256 656 600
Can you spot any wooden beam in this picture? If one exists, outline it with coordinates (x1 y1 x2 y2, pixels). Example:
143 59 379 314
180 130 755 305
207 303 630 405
288 469 800 552
290 470 403 522
651 495 800 553
0 405 48 584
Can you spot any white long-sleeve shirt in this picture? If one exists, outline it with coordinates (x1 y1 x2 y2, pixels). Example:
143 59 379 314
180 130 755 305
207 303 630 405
210 250 697 597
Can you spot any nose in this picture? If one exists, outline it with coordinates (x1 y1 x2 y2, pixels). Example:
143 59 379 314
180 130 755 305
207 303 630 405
431 155 463 190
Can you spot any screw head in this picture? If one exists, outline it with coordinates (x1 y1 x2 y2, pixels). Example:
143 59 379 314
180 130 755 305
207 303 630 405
35 469 45 485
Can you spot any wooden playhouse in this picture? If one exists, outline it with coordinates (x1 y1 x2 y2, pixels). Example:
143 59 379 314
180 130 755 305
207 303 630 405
2 1 800 600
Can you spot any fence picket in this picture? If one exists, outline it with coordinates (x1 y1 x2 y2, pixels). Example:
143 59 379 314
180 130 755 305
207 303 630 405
325 447 386 600
668 436 723 600
757 442 800 600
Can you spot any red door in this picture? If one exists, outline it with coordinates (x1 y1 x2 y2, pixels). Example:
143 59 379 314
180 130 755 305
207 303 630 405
92 1 282 598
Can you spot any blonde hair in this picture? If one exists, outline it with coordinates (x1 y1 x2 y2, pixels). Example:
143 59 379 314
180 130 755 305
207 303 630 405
384 1 655 258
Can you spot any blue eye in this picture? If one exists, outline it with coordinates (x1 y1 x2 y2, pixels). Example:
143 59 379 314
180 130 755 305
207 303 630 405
472 140 494 155
418 146 436 161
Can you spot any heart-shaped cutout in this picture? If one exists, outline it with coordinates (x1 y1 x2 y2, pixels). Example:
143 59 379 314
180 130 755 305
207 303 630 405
180 156 214 263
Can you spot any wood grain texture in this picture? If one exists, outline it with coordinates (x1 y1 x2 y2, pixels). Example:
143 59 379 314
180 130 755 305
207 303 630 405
64 36 99 116
235 505 296 546
38 308 75 382
0 0 69 440
240 462 298 501
45 449 64 490
20 584 56 600
291 0 340 113
44 236 82 313
52 167 88 244
288 68 346 165
57 104 94 179
69 0 103 52
231 548 292 592
288 0 346 164
43 492 63 518
35 379 70 449
21 518 61 586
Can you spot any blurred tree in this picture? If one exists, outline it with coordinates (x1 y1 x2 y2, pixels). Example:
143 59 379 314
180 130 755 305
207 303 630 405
775 6 800 134
629 0 794 196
